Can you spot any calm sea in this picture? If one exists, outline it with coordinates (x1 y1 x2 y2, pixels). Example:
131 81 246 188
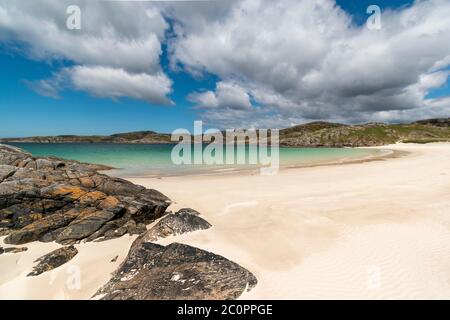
7 143 385 177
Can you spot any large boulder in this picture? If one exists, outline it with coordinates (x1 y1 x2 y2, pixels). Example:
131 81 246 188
0 144 171 244
95 242 257 300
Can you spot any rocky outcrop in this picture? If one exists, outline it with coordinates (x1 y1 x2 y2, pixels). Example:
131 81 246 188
28 245 78 276
0 144 171 245
135 208 212 245
95 242 257 300
414 118 450 127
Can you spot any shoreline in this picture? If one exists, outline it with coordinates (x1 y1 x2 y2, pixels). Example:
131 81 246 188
3 141 397 179
111 147 400 180
127 142 450 299
1 142 449 299
274 148 408 174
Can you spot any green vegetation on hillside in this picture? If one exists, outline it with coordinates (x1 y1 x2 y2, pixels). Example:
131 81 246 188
279 119 450 147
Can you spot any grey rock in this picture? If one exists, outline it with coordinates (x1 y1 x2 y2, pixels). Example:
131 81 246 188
84 218 127 242
35 158 54 170
103 225 128 239
3 246 28 254
95 242 257 300
56 210 116 243
40 227 66 243
0 165 16 183
136 209 212 245
131 223 147 235
124 219 147 235
175 208 201 216
4 209 80 245
28 245 78 276
89 219 148 242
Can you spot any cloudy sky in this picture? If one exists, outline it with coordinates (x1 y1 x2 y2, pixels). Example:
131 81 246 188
0 0 449 136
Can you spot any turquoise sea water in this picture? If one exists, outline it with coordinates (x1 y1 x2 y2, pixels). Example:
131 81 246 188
7 143 384 177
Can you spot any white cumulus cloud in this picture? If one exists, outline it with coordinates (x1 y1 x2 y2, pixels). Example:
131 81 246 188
189 81 252 110
0 0 449 126
0 0 172 105
171 0 450 127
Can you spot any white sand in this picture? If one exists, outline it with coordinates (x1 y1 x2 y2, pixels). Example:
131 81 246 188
1 143 450 299
133 143 450 299
0 236 136 299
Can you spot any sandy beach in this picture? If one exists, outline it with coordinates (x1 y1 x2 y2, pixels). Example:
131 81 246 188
132 143 450 299
1 143 450 299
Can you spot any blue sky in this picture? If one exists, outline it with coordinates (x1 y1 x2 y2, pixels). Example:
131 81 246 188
337 0 413 24
0 41 206 136
0 0 449 137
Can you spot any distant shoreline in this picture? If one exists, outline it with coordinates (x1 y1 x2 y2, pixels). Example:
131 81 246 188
2 118 449 147
3 142 390 179
118 148 401 180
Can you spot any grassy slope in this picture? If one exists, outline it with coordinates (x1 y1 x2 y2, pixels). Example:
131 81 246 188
279 121 450 147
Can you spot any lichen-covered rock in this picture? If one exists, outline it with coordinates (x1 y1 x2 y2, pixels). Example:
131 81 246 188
135 208 212 245
0 144 171 245
95 242 257 300
3 209 80 245
28 245 78 276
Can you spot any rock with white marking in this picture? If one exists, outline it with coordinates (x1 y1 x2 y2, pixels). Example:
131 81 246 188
95 242 257 300
134 209 211 246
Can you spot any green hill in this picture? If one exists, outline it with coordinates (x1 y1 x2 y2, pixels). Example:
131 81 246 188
279 118 450 147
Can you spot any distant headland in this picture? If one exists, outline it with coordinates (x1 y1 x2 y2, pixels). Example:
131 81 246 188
1 118 449 147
